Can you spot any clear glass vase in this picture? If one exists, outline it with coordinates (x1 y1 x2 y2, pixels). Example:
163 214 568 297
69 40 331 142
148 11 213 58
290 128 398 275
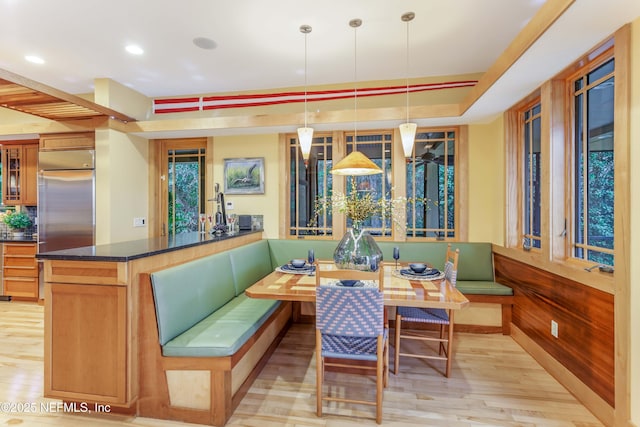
333 224 383 271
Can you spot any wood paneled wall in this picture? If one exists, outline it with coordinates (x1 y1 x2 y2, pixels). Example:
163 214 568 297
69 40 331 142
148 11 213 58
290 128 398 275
493 254 614 406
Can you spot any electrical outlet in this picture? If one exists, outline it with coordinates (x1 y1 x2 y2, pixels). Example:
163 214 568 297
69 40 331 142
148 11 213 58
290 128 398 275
226 201 234 210
551 320 558 338
133 217 146 227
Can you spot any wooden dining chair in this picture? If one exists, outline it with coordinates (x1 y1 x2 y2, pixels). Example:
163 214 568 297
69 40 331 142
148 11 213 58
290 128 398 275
314 261 388 424
393 244 460 377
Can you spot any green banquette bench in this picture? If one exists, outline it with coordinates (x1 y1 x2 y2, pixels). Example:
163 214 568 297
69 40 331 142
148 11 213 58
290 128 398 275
139 238 512 426
138 240 292 427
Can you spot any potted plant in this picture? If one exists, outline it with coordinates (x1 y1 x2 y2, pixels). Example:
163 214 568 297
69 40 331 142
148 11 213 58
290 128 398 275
2 210 32 238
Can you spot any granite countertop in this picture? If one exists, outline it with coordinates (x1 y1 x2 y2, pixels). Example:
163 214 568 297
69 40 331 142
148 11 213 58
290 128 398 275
36 229 262 262
0 235 38 243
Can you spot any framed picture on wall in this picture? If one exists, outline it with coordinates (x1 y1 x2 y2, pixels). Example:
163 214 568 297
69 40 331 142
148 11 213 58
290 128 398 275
224 157 265 194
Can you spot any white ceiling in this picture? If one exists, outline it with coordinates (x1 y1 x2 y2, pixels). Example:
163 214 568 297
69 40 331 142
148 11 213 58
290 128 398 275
1 0 639 131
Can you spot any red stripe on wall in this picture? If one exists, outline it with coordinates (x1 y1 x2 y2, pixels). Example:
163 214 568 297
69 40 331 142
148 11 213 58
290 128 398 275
153 80 478 113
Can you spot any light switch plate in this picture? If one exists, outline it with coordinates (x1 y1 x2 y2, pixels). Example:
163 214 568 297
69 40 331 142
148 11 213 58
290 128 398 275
133 217 146 227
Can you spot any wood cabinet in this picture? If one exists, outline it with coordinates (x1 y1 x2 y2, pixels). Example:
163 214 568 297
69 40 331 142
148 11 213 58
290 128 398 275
39 132 95 151
3 242 38 301
2 143 38 206
47 280 127 404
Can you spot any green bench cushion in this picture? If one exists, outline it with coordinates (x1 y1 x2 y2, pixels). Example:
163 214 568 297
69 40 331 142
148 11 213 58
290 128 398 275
161 294 281 357
151 252 235 346
229 240 273 295
456 280 513 296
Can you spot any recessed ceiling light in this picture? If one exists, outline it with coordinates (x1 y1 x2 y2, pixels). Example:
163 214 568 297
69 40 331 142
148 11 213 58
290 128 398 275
25 55 45 64
193 37 217 50
125 44 144 55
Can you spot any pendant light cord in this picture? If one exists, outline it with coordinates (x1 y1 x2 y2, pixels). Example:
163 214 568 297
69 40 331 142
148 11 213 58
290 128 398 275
350 19 362 149
353 22 358 144
304 29 308 128
405 17 410 124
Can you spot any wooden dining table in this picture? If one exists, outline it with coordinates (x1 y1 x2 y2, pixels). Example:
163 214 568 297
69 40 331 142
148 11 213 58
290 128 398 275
245 261 470 310
245 261 469 376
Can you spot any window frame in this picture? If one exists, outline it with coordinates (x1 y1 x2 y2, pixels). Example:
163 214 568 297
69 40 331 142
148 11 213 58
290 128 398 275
284 126 464 242
405 128 459 241
286 132 335 239
505 36 623 276
520 99 543 251
566 51 615 267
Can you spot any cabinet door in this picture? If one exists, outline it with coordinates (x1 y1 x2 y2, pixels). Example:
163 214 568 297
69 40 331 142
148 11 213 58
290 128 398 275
23 145 38 205
3 277 38 298
39 132 95 151
2 147 22 205
1 144 38 205
3 243 39 299
45 283 127 404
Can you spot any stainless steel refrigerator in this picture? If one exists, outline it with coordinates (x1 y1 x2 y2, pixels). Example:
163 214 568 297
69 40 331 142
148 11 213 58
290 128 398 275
37 150 95 253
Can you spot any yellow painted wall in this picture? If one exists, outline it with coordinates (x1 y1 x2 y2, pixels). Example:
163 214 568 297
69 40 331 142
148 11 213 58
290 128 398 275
212 134 280 238
0 106 51 129
629 17 640 427
94 78 151 121
95 129 149 244
467 117 505 244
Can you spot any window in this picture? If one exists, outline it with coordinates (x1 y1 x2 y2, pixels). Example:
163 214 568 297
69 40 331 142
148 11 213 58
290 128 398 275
289 134 333 237
286 127 460 241
162 143 206 236
406 130 456 239
346 131 393 237
572 58 614 266
523 103 542 249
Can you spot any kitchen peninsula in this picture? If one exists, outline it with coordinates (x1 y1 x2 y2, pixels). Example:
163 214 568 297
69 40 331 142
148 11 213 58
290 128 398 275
37 230 262 411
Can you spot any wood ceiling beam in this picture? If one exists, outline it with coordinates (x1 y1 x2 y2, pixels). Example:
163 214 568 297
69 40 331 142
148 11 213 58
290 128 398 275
0 68 136 123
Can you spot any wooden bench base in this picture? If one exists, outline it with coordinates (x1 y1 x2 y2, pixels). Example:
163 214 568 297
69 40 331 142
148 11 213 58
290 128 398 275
138 273 292 426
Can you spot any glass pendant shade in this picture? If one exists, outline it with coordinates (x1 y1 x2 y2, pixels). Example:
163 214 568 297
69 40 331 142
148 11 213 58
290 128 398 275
297 126 314 163
399 122 417 157
331 151 382 176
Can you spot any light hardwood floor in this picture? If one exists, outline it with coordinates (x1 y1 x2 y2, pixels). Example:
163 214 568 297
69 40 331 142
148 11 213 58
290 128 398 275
0 301 603 427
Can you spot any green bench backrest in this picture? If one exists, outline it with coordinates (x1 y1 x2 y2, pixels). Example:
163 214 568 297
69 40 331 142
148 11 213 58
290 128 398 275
363 241 495 281
266 239 338 268
151 251 236 345
377 241 448 269
451 242 495 281
229 240 273 295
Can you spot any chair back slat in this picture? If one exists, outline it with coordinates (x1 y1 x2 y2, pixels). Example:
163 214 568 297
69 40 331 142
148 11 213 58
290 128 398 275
444 244 460 287
316 287 384 336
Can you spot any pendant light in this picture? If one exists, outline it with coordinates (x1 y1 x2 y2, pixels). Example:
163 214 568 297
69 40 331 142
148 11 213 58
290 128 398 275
399 12 417 158
297 24 314 167
331 18 382 176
